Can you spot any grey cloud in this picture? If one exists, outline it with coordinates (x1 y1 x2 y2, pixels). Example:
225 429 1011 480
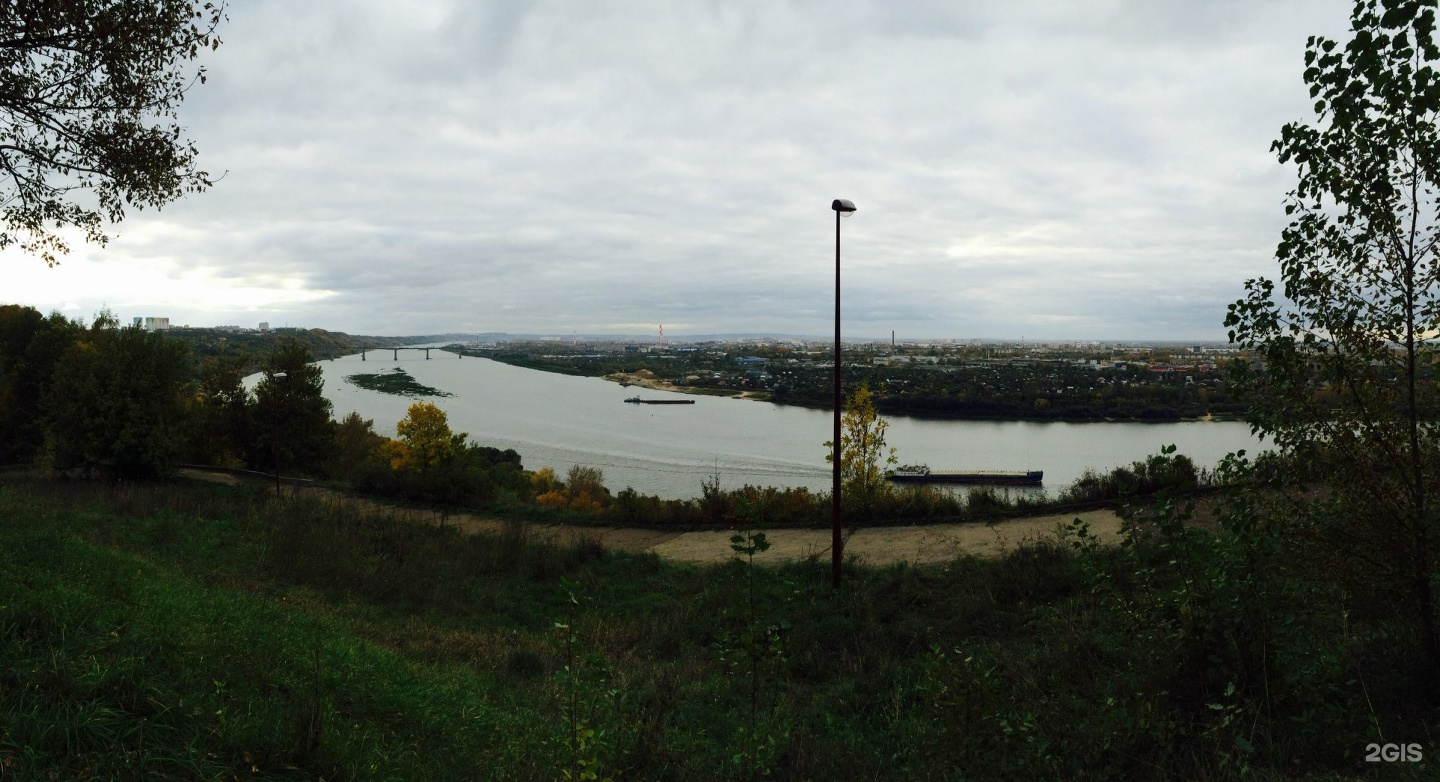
21 0 1361 341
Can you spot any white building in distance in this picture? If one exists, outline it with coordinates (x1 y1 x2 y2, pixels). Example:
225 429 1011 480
132 317 170 331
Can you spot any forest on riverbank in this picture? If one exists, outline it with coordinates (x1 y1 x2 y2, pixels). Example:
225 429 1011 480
469 341 1247 422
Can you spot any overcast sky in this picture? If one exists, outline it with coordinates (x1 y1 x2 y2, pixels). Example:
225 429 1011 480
6 0 1355 341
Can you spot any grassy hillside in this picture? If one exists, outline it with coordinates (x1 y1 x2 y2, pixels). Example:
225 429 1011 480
0 476 1429 780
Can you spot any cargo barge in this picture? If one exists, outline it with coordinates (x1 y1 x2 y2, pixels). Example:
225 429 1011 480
624 397 696 405
886 464 1042 485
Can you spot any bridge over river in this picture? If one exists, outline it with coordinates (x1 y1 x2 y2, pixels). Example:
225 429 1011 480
358 346 461 361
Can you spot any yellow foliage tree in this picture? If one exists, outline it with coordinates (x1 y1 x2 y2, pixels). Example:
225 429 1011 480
531 466 559 496
824 382 898 519
533 464 608 512
379 438 412 472
391 402 465 472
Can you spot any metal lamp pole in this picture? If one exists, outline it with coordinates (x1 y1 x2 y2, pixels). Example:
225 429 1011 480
831 198 855 588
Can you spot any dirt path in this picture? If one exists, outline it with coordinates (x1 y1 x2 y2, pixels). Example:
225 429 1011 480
436 509 1123 566
179 468 1121 566
642 509 1122 565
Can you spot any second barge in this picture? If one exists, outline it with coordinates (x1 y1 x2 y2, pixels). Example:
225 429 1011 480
624 397 696 405
886 464 1043 485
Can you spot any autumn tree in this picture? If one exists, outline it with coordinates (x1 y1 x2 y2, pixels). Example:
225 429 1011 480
535 464 608 512
824 382 897 520
1226 0 1440 694
353 401 529 506
386 401 466 472
530 466 559 496
0 1 225 264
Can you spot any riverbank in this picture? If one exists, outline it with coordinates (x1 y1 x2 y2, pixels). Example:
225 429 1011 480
603 369 771 401
525 358 1240 423
469 344 1245 423
603 368 1239 423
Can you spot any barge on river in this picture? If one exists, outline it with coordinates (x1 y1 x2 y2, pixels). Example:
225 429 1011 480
886 464 1043 486
625 397 696 405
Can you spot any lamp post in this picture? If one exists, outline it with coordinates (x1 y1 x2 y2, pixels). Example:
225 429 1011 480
831 198 855 588
271 371 288 498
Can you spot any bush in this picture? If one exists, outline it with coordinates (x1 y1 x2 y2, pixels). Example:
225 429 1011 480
1059 449 1200 505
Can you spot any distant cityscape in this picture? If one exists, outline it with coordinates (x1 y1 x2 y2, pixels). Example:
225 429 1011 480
131 316 273 334
122 312 1238 350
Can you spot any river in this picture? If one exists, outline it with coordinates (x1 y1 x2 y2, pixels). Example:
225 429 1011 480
300 352 1262 501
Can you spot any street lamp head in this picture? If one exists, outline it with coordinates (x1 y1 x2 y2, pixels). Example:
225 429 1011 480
831 199 856 213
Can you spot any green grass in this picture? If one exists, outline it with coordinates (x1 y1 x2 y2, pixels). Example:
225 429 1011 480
0 476 1432 780
0 488 548 778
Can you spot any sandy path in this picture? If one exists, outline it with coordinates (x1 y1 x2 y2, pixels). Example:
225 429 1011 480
180 468 1120 566
640 509 1121 566
349 503 1123 567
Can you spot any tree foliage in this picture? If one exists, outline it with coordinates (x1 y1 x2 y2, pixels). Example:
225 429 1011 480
536 465 609 512
44 311 189 478
389 401 465 472
0 0 224 264
824 382 898 520
1225 0 1440 692
352 402 529 508
252 342 333 476
188 354 249 466
334 410 385 477
0 304 79 463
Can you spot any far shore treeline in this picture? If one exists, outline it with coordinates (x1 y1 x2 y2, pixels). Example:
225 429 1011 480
0 303 1203 525
473 339 1248 421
